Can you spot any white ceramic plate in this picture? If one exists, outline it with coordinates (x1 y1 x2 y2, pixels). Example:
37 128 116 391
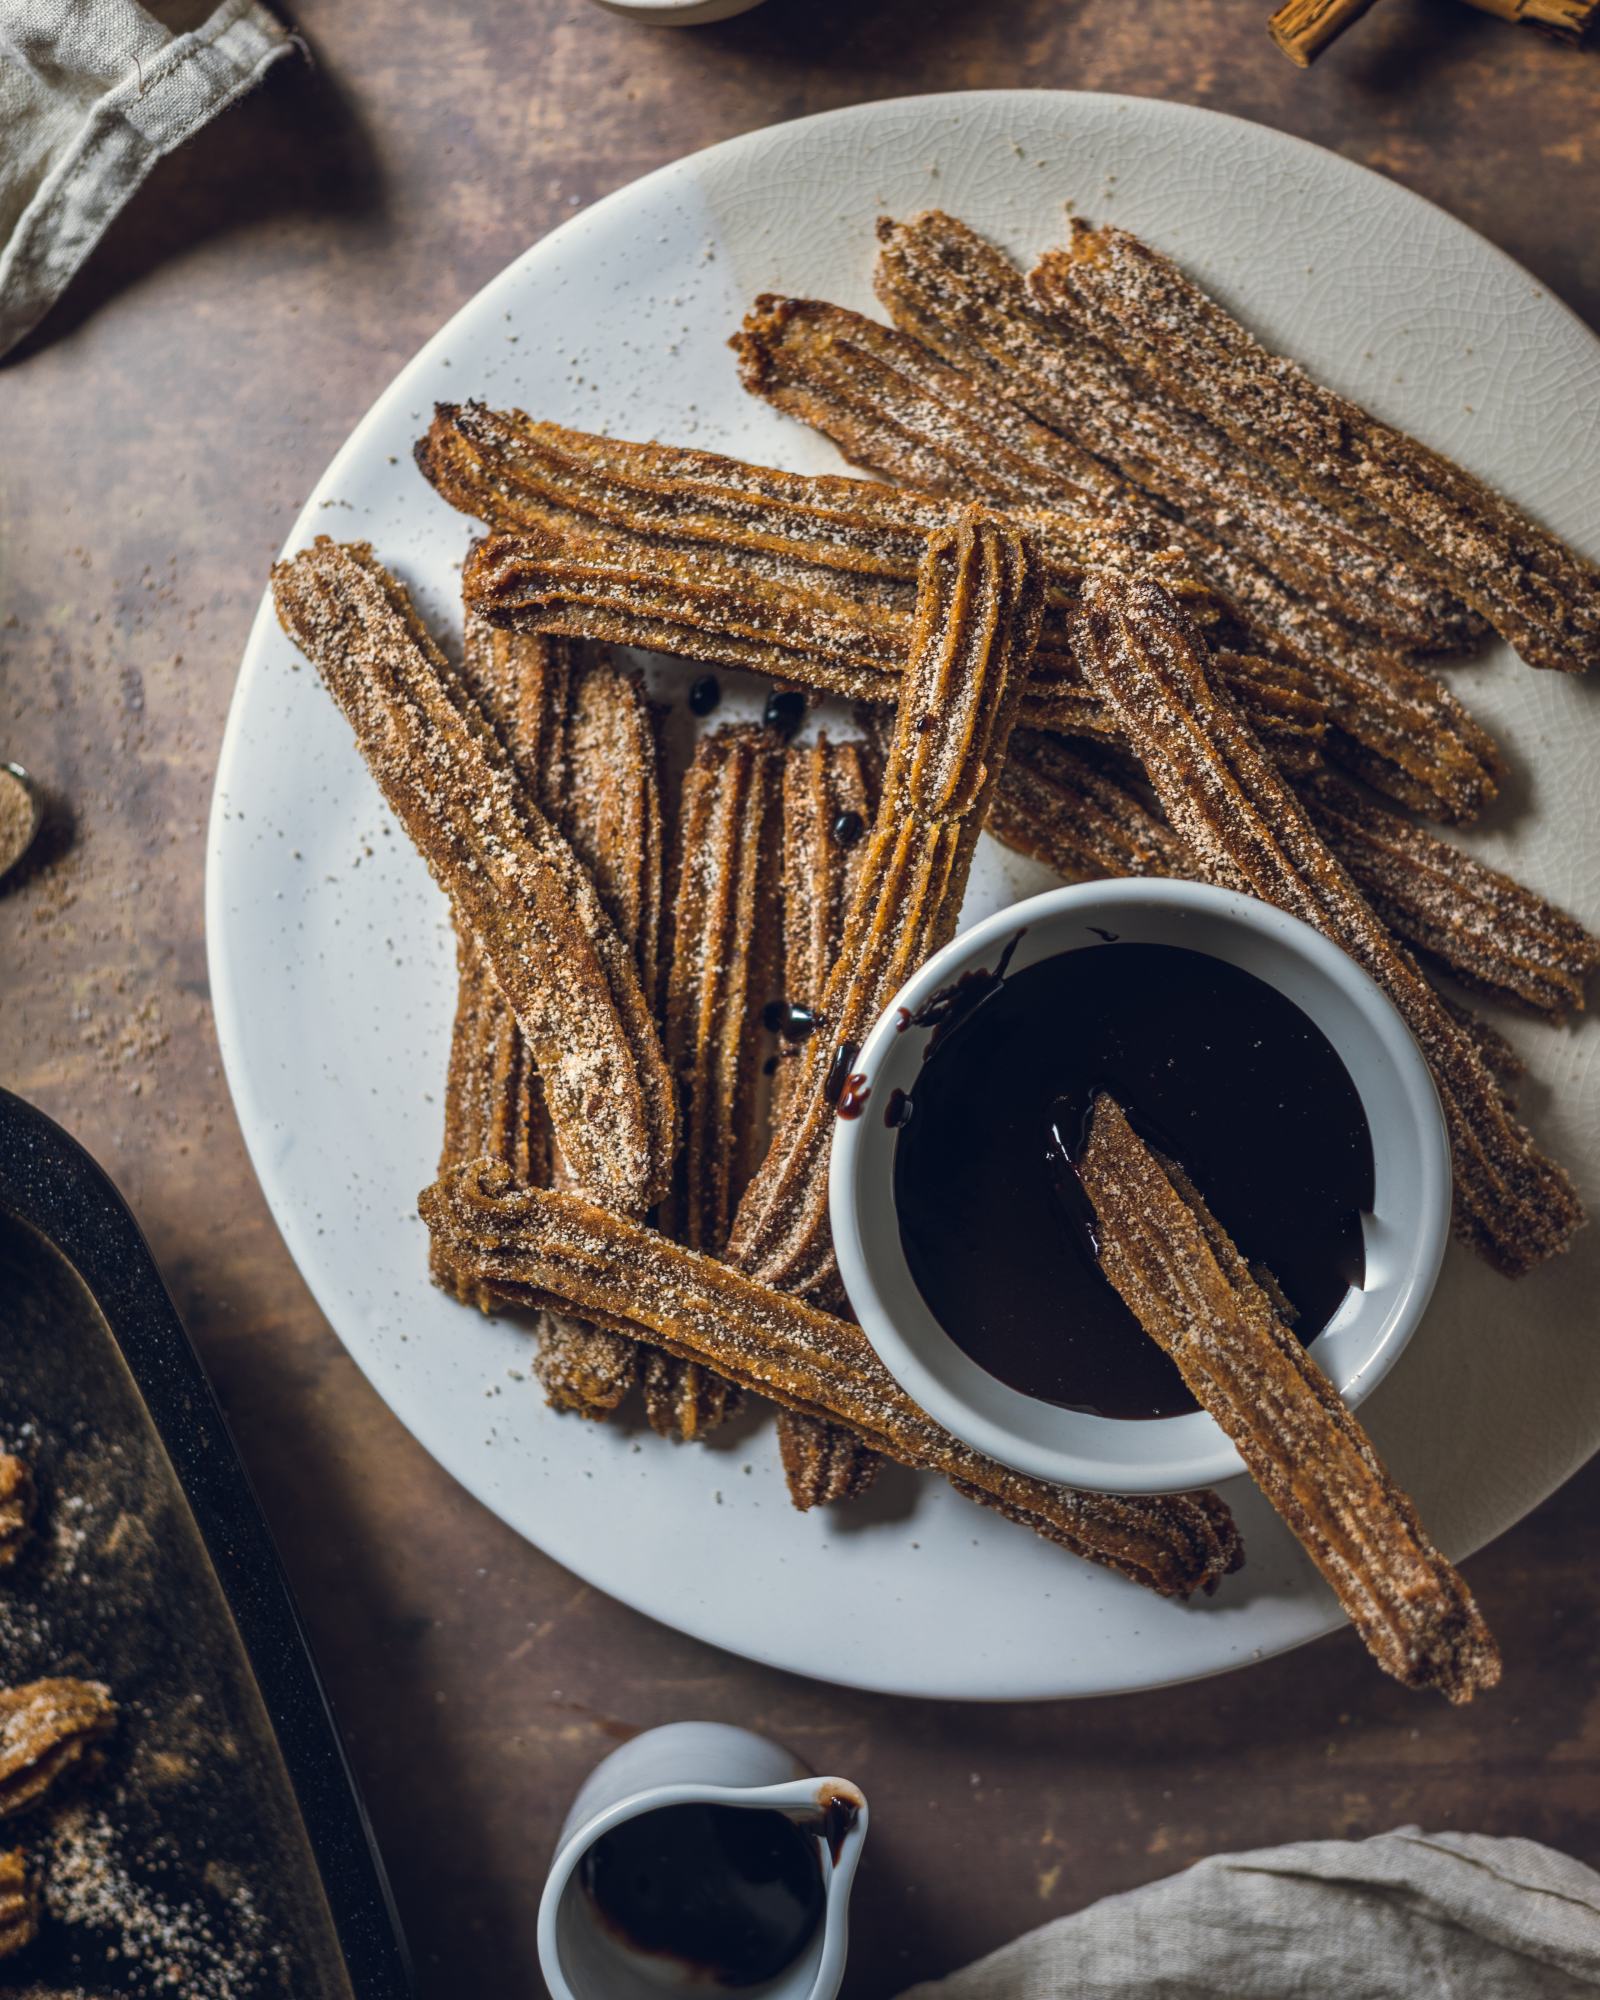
208 91 1600 1700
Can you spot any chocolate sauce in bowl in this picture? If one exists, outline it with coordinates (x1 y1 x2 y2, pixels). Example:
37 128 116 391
580 1801 824 1987
892 941 1373 1419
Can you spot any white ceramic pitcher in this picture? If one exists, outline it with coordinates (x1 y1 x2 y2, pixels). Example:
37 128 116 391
538 1721 868 2000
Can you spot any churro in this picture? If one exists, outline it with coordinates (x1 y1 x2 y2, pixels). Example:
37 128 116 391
726 511 1045 1299
1301 775 1600 1021
272 539 676 1215
663 726 786 1254
421 402 1226 698
418 1165 1244 1598
531 653 673 1420
1036 221 1600 676
992 733 1597 1022
875 210 1480 655
1076 1095 1501 1701
0 1679 116 1819
774 735 882 1509
463 521 1327 760
645 726 787 1441
432 619 571 1304
0 1457 33 1571
734 293 1503 822
1077 573 1583 1273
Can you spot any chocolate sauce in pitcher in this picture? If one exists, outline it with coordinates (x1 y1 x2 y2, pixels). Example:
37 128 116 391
581 1801 825 1987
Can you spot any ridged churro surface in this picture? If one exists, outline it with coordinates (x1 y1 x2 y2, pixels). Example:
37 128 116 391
1079 1095 1501 1701
272 539 677 1213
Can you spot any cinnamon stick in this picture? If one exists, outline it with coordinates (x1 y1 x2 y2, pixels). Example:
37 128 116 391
1457 0 1596 36
1269 0 1385 63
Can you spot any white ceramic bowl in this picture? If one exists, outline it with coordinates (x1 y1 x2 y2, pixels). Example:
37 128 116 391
830 880 1452 1495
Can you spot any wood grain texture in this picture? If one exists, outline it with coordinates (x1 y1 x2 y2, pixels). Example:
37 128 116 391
2 2 1598 1993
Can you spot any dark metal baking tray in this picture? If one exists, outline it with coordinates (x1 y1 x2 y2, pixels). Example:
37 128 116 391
0 1086 413 1997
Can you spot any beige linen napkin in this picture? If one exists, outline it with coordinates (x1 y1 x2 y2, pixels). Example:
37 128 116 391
0 0 294 358
899 1828 1600 1997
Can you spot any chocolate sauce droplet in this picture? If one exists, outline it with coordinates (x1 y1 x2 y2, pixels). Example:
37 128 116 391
763 689 805 739
763 999 820 1043
884 1087 912 1129
831 809 865 848
835 1073 871 1120
823 1039 860 1106
688 674 722 716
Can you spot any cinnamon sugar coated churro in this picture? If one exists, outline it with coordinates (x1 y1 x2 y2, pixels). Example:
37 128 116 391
0 1680 117 1819
1077 572 1583 1273
734 290 1504 824
644 725 787 1442
874 209 1480 655
432 620 573 1304
419 1166 1244 1598
726 511 1044 1299
0 1457 34 1571
0 1847 37 1960
1301 775 1600 1021
663 727 786 1255
272 539 676 1213
1077 1096 1501 1702
1035 220 1600 675
773 736 883 1508
989 733 1598 1023
529 653 674 1421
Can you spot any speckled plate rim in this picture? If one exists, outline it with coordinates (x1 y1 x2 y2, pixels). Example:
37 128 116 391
207 89 1600 1701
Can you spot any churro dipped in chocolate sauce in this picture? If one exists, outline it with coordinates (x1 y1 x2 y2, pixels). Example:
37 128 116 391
1075 1096 1500 1702
895 941 1373 1420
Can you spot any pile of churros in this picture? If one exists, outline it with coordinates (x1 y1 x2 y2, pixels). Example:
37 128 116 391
272 205 1600 1700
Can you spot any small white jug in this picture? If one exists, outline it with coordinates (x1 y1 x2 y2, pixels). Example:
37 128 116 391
538 1721 868 2000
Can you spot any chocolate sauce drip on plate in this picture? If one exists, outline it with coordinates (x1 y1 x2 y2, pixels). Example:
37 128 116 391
763 1000 820 1043
824 1039 860 1106
893 942 1373 1419
763 689 806 739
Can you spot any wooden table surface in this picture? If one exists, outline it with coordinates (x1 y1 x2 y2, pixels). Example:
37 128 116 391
4 3 1599 1993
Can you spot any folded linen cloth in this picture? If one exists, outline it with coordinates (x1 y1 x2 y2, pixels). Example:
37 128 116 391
899 1827 1600 1997
0 0 295 359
